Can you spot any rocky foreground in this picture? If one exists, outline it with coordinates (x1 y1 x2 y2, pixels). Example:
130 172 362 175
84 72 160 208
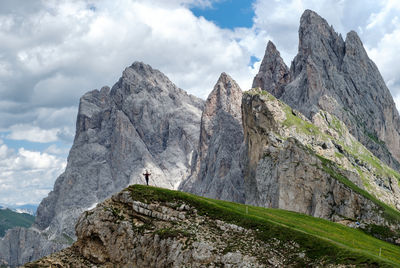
26 185 400 267
26 187 306 267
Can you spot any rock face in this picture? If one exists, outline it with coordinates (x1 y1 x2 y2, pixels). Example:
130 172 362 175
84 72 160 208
0 62 204 266
252 41 290 98
254 9 400 171
26 186 313 267
0 227 65 267
242 89 400 233
180 73 245 203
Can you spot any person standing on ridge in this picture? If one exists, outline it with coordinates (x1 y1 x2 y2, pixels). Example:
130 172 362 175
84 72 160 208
143 170 151 186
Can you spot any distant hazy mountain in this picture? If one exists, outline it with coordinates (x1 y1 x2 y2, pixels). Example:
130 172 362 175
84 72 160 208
0 204 38 216
0 208 35 237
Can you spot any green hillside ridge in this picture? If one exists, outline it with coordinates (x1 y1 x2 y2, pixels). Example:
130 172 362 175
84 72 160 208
129 185 400 267
0 209 35 237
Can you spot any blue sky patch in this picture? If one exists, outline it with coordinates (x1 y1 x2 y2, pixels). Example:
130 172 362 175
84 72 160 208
190 0 255 29
249 55 259 66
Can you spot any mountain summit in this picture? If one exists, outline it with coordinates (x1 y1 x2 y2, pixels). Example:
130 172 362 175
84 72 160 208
180 72 244 203
254 9 400 171
252 41 290 98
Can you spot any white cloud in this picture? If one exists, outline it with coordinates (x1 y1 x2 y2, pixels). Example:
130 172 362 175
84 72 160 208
0 0 258 141
7 124 59 143
0 143 66 205
363 3 400 100
44 144 70 156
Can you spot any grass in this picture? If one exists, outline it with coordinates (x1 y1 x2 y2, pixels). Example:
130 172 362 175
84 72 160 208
128 185 400 267
0 208 35 237
330 114 345 135
366 131 385 145
282 105 322 137
155 228 192 240
361 224 400 242
339 139 400 185
316 155 400 224
62 233 75 245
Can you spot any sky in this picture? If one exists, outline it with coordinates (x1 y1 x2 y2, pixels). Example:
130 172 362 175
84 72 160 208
0 0 400 206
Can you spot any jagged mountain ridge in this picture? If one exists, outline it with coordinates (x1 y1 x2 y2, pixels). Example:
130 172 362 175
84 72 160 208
180 73 245 203
254 9 400 172
0 62 204 267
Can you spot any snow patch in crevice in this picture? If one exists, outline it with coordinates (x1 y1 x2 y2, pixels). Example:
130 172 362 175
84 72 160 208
87 202 98 211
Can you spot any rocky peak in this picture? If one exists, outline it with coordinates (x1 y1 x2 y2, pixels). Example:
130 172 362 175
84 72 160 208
292 10 345 77
344 31 369 64
255 9 400 171
123 61 164 84
299 9 333 37
202 72 241 119
180 73 244 203
252 41 290 98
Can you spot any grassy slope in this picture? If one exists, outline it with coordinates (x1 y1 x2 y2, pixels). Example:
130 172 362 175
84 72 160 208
129 185 400 267
0 209 35 237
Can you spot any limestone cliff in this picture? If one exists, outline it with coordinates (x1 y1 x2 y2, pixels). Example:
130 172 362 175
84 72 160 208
254 10 400 172
180 73 245 203
242 89 400 238
0 62 204 266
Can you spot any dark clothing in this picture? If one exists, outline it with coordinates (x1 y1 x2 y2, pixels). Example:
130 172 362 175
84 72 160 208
143 172 151 186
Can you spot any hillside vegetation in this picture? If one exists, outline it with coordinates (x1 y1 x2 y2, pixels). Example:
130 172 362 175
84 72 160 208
0 209 35 237
130 185 400 267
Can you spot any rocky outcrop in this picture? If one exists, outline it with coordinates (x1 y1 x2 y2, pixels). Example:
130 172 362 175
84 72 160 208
254 9 400 171
180 73 245 203
242 89 400 233
252 41 290 98
25 186 325 267
0 62 204 266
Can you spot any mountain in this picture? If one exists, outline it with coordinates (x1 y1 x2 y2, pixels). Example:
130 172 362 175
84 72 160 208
0 204 38 216
180 73 245 203
27 185 400 267
13 205 38 216
242 89 400 244
253 10 400 172
0 62 204 267
0 209 35 237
